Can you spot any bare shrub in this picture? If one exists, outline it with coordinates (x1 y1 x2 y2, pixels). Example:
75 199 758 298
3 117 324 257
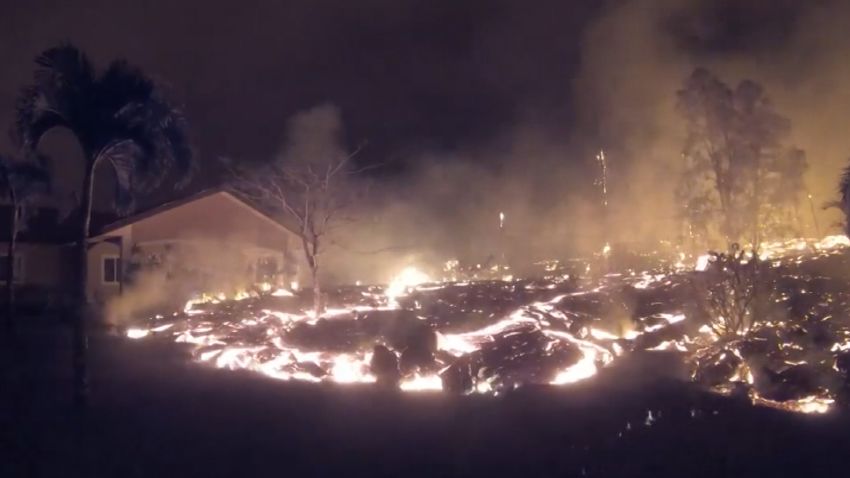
690 245 773 340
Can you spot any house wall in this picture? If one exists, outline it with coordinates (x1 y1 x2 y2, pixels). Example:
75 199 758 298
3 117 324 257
92 192 313 322
130 193 293 251
124 192 308 286
131 240 286 288
86 240 122 306
0 242 72 287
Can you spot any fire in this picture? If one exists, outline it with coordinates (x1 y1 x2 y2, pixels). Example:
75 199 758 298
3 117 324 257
385 266 431 302
550 348 600 384
329 353 375 383
695 254 711 271
400 373 443 391
750 393 834 415
126 327 150 339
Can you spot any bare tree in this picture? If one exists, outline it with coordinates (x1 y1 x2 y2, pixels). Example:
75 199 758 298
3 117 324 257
690 245 773 340
232 105 363 317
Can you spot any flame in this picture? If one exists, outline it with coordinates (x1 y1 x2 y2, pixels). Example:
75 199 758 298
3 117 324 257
126 327 150 339
329 353 375 383
550 347 600 384
750 393 834 414
400 373 443 391
385 266 431 302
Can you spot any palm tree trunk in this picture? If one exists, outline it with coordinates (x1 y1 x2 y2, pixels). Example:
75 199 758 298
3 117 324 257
72 161 96 407
5 203 17 338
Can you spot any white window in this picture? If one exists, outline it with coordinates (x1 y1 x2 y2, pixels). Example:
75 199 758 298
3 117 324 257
102 256 121 284
0 255 23 283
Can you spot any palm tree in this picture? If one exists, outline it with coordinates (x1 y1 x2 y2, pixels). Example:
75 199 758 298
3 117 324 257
14 44 192 406
0 154 50 338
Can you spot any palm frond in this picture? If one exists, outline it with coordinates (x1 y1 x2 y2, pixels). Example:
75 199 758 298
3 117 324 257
16 43 193 216
97 60 155 114
33 43 95 117
14 43 95 150
13 86 69 149
0 152 51 202
9 162 51 200
33 43 95 87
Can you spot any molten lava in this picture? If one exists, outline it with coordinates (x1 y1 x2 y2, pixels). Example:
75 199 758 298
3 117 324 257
127 235 850 414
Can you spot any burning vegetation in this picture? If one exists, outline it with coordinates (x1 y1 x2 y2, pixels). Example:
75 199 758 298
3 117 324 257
126 234 850 415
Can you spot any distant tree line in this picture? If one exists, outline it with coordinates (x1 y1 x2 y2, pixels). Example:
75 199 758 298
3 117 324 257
675 67 809 250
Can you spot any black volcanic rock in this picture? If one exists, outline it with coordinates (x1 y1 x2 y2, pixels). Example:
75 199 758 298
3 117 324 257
370 344 400 388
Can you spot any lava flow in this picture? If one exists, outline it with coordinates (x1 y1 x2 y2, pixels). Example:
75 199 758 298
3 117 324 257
127 235 850 414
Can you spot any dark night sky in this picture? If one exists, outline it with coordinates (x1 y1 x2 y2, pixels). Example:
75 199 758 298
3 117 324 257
0 0 816 175
3 0 846 263
0 0 601 171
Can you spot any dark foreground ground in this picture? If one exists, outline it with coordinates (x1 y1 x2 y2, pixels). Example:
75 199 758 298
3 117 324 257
2 324 849 478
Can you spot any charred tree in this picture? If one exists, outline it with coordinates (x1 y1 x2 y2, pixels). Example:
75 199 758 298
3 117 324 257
231 104 365 318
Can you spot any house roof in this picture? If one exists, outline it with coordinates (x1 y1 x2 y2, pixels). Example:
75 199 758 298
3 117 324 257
93 187 299 237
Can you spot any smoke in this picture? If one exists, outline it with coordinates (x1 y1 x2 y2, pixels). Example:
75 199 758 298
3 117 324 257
321 124 611 284
282 103 347 167
105 235 288 326
571 0 850 242
104 269 172 327
256 1 850 285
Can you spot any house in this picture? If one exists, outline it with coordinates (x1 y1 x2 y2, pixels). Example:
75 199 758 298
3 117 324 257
0 207 77 313
0 189 304 316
